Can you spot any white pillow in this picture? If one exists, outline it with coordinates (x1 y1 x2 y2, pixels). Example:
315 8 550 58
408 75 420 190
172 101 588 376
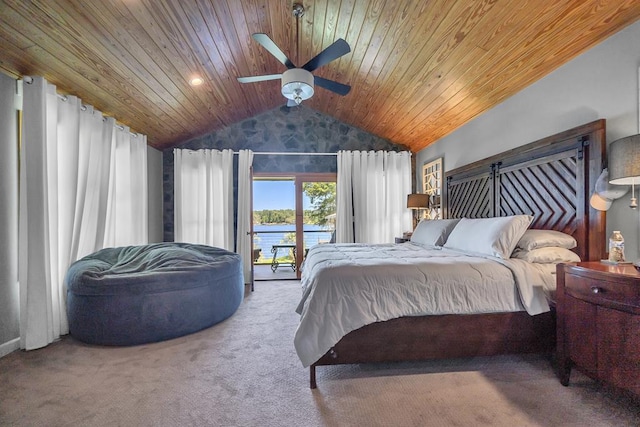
410 219 461 247
516 229 577 251
512 247 581 264
443 215 533 259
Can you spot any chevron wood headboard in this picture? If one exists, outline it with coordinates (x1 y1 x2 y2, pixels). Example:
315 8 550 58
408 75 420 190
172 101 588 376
444 120 606 262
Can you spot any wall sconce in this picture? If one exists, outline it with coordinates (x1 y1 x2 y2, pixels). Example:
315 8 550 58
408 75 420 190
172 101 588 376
609 134 640 209
407 193 430 229
589 168 628 211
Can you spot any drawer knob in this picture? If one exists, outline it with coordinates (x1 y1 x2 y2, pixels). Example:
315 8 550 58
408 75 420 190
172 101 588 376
591 286 601 294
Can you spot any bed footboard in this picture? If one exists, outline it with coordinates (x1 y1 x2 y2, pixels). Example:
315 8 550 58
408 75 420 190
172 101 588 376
308 310 555 388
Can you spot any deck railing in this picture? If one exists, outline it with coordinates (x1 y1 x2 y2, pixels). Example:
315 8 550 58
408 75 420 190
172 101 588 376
252 229 334 264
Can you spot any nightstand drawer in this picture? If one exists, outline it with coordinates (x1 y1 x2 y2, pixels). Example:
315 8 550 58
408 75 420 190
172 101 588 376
565 274 640 312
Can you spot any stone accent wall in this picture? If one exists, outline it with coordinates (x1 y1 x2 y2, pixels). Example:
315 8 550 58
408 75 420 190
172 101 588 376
163 105 409 241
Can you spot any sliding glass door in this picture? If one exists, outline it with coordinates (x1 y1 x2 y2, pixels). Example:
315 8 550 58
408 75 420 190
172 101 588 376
253 173 336 280
252 177 297 280
295 175 336 278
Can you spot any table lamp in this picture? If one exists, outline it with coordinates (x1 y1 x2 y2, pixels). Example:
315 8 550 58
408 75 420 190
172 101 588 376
609 134 640 208
608 134 640 270
407 193 429 229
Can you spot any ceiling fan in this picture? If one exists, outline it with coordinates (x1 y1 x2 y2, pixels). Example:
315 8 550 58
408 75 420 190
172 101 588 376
237 4 351 107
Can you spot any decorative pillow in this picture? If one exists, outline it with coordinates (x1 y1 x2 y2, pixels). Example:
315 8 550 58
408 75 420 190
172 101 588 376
512 247 581 264
516 229 577 251
443 215 533 259
410 219 461 247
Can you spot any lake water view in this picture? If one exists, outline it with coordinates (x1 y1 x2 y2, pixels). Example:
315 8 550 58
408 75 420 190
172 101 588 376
253 224 333 261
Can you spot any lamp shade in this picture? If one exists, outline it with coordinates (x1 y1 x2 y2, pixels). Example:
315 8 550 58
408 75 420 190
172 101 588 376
281 69 314 105
609 134 640 185
407 193 429 209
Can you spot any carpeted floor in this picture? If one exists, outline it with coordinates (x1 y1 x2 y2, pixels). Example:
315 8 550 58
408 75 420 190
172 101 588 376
0 280 638 426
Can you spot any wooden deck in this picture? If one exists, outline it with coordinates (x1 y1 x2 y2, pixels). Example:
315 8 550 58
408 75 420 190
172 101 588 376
253 264 297 281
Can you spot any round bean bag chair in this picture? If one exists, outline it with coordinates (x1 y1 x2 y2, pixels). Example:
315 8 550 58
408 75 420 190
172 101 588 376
66 243 244 346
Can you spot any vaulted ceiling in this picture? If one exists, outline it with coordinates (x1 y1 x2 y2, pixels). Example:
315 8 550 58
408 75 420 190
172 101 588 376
1 1 640 152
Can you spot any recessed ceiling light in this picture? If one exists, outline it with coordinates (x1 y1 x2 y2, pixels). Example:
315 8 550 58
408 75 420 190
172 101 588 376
189 76 204 86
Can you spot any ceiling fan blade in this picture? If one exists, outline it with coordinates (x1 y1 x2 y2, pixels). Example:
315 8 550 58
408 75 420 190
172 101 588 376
302 38 350 72
252 33 296 69
237 74 282 83
314 76 351 96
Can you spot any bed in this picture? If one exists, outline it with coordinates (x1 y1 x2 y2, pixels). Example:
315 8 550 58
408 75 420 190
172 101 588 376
297 120 606 388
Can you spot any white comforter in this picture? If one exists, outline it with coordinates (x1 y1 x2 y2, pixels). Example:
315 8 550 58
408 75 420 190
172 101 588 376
294 242 555 367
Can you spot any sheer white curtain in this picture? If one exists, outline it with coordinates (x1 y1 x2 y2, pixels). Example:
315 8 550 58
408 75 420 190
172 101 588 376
236 150 254 284
174 149 234 250
352 151 385 243
104 126 148 246
336 150 412 244
19 76 148 350
384 151 413 239
336 152 354 243
72 106 113 259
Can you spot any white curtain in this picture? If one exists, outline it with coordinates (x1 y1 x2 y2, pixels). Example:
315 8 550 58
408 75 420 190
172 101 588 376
104 126 148 246
174 149 234 250
336 150 412 243
72 106 113 259
19 76 148 350
384 151 413 240
236 150 254 284
336 152 354 243
352 151 385 243
104 126 149 247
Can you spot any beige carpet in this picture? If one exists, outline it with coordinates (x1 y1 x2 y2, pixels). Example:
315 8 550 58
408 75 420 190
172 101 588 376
0 280 638 427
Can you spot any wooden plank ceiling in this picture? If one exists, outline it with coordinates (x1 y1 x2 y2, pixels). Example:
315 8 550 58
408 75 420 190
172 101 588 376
1 0 639 152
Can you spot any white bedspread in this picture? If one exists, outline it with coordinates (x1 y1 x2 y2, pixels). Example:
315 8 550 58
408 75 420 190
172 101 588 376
294 242 555 367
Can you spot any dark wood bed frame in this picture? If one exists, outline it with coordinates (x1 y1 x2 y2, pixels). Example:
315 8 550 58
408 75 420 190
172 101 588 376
309 120 606 388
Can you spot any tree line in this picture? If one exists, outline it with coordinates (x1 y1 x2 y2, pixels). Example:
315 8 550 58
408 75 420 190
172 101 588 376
253 209 315 225
253 182 337 226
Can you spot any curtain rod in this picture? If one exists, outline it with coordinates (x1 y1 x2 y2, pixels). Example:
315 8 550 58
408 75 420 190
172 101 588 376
237 151 337 156
22 76 138 138
53 93 138 137
231 151 410 156
181 150 408 157
179 149 336 156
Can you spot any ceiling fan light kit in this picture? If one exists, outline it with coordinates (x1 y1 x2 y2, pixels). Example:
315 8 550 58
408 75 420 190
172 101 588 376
236 3 351 106
281 69 314 105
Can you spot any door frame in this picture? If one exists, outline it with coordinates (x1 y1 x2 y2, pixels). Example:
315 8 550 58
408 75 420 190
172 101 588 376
253 172 336 279
294 173 336 278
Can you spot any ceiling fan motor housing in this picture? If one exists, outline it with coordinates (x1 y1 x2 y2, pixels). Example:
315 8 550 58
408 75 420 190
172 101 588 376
281 68 314 104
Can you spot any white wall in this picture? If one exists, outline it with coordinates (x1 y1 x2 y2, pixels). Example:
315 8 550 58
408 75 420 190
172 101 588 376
417 20 640 261
0 72 20 357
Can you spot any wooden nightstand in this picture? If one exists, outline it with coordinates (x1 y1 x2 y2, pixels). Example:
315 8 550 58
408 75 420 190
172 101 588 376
556 262 640 398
